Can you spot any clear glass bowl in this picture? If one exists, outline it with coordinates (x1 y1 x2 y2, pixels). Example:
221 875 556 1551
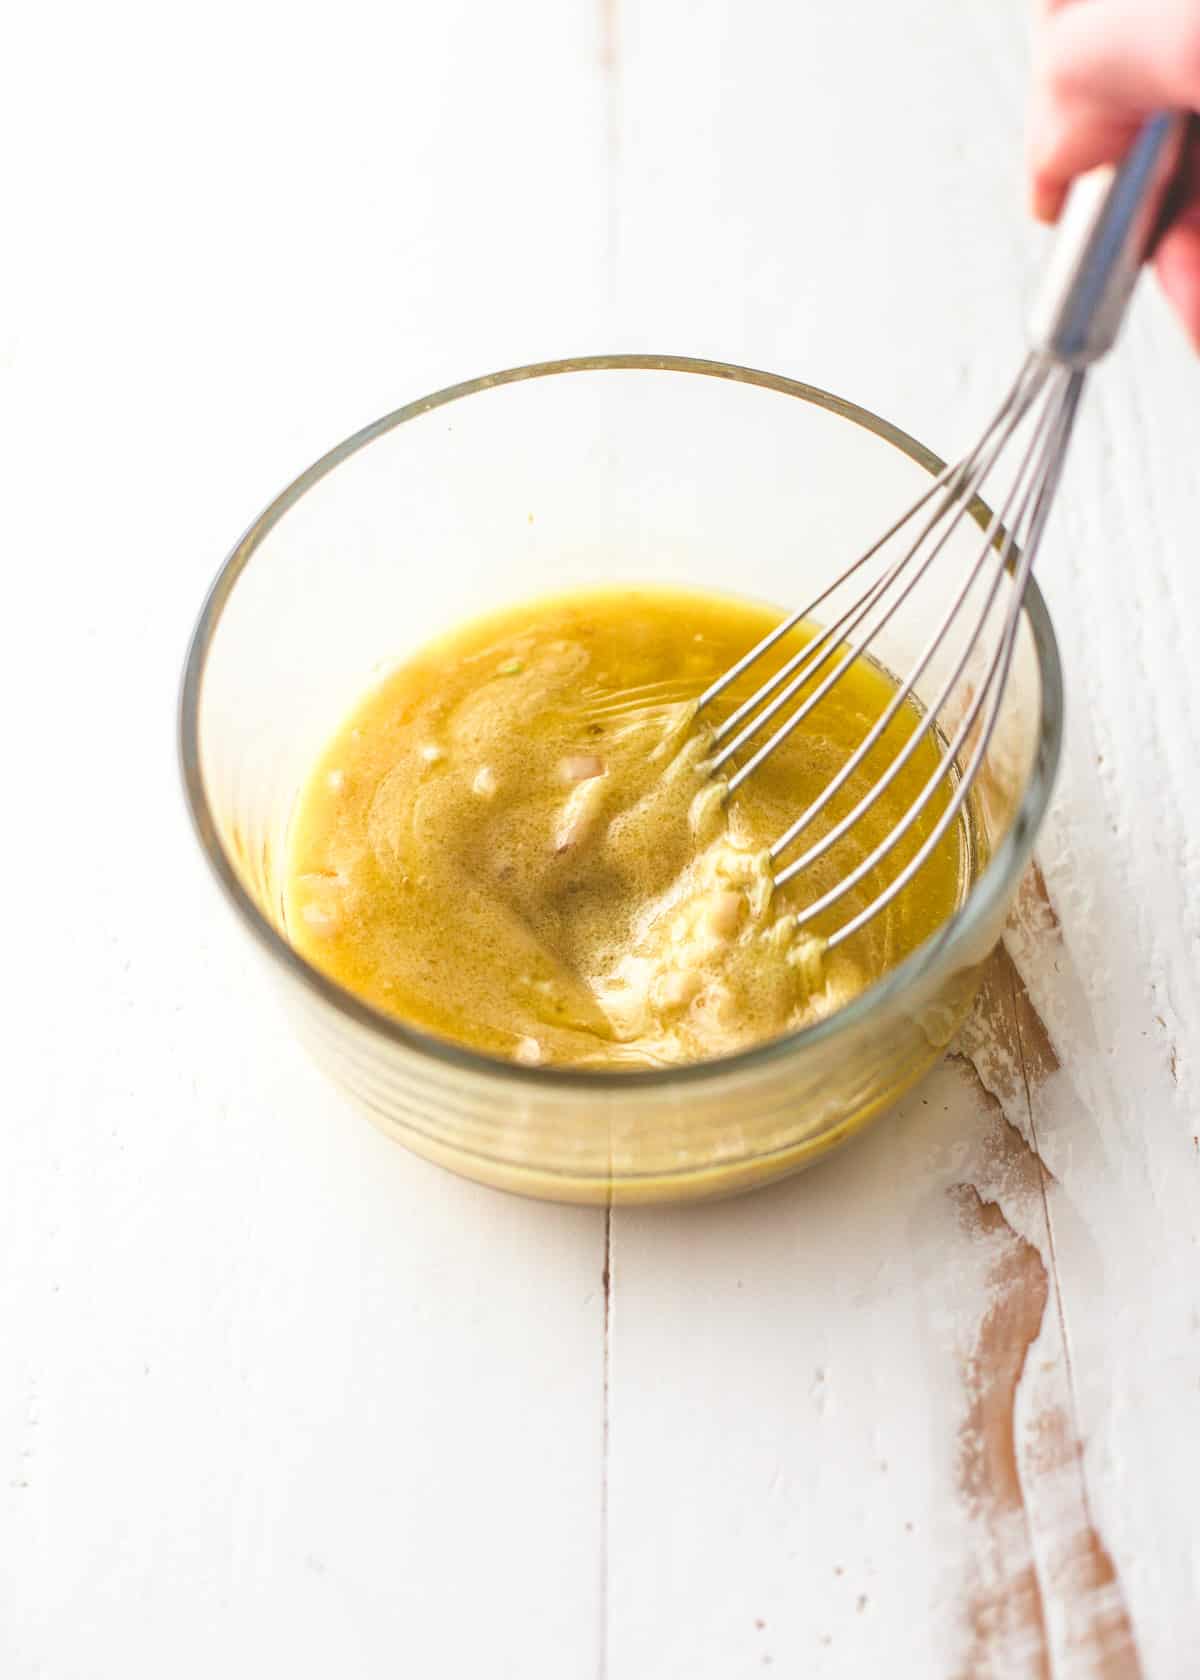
180 357 1062 1205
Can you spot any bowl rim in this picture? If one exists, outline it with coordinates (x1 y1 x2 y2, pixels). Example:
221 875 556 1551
178 353 1064 1092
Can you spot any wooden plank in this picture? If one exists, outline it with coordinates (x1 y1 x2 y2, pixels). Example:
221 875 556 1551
1 2 613 1675
607 2 1199 1674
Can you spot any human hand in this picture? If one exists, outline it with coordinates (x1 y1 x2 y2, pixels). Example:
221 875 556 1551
1029 0 1200 347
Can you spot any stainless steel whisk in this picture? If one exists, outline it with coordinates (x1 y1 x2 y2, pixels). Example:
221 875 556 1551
697 112 1188 950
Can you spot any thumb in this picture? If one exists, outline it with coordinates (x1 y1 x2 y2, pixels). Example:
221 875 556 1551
1039 0 1200 111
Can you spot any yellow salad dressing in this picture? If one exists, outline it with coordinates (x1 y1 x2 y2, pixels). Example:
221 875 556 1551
284 586 969 1068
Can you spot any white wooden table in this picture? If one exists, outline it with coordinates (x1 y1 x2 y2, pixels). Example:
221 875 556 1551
5 2 1198 1674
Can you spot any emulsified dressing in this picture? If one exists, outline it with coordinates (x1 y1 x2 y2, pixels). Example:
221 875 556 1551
284 586 968 1068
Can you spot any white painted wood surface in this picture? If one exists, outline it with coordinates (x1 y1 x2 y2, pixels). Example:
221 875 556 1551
4 1 1198 1674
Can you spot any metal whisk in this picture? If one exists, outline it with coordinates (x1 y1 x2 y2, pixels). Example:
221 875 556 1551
696 112 1188 950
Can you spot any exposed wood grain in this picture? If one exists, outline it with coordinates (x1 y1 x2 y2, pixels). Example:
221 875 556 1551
960 886 1142 1680
951 1183 1053 1680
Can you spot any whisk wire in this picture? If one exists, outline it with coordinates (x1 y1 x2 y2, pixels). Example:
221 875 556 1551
788 366 1083 948
767 360 1063 872
704 360 1049 787
719 414 1011 792
694 357 1048 748
694 466 955 725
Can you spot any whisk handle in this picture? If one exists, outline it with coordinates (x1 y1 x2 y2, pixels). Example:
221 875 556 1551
1028 111 1190 366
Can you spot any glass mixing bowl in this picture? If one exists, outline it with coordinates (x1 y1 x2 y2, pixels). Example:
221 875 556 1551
180 356 1062 1205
